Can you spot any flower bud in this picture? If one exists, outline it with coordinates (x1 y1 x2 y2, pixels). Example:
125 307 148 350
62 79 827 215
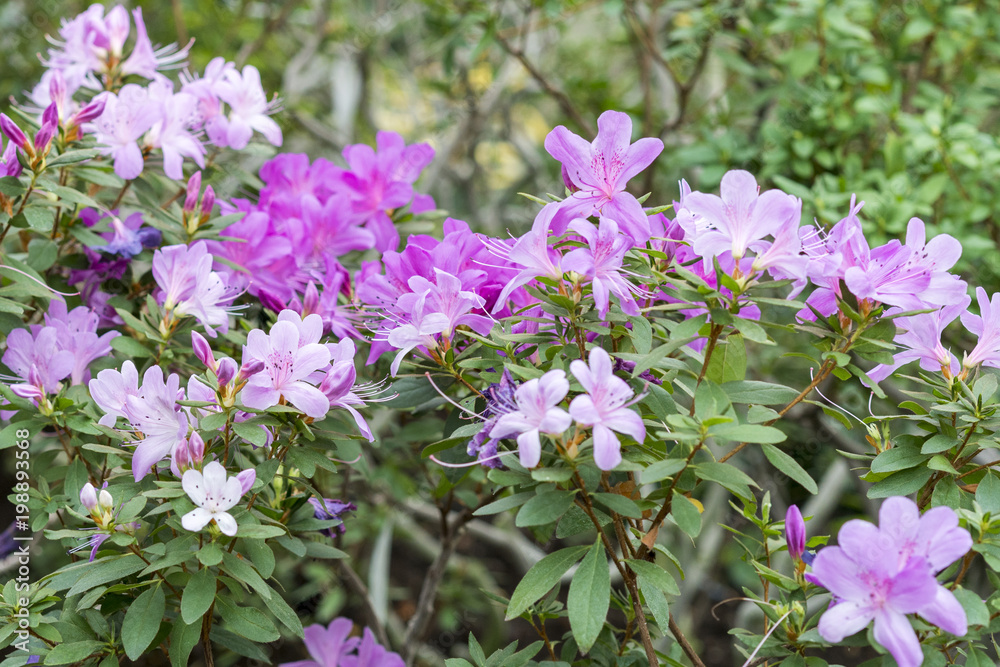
98 488 114 512
216 357 238 386
785 505 806 562
41 103 58 129
183 171 202 213
34 118 57 155
0 114 28 151
257 290 285 314
239 358 265 382
80 483 99 512
70 98 106 126
200 186 215 218
236 469 256 495
188 431 205 465
191 331 216 370
173 438 190 473
302 282 320 317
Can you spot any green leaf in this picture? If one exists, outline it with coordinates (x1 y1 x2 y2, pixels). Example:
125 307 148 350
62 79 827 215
867 467 934 499
761 444 818 494
628 315 652 355
693 462 759 500
235 523 286 539
65 554 146 596
233 421 269 447
976 472 1000 514
721 381 799 405
221 551 272 599
474 491 535 517
170 619 201 667
181 568 217 624
44 640 105 665
638 578 670 630
567 540 610 654
870 445 926 474
516 490 577 527
592 493 643 519
954 587 989 627
626 558 680 596
122 585 165 660
216 597 281 642
704 335 746 384
709 423 786 444
671 493 702 538
261 584 305 637
641 458 686 484
46 148 101 167
505 546 589 619
110 336 153 358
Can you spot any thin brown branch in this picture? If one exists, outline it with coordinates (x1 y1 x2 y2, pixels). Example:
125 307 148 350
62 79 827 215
669 613 706 667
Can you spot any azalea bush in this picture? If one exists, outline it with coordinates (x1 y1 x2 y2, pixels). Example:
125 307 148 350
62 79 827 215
3 4 1000 667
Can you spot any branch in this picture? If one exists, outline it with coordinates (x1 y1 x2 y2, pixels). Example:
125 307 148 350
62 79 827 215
338 559 391 648
669 613 706 667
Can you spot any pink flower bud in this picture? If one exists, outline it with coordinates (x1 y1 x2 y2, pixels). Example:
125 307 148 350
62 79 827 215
191 331 216 370
302 282 320 316
184 171 202 213
257 291 285 314
34 119 57 155
0 114 28 150
216 357 238 386
80 483 99 511
785 505 806 562
200 186 215 218
70 98 106 126
188 431 205 464
239 358 265 382
41 103 58 129
173 439 190 473
236 469 256 495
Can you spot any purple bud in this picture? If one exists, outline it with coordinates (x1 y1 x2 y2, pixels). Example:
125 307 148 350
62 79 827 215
48 73 66 111
0 114 28 150
173 439 190 473
302 282 320 316
34 119 57 154
216 357 238 386
70 98 107 126
308 497 356 537
188 431 205 464
785 505 806 562
257 290 286 314
184 171 202 213
41 103 58 128
191 331 216 370
236 469 256 495
80 483 99 511
200 186 215 217
239 358 265 382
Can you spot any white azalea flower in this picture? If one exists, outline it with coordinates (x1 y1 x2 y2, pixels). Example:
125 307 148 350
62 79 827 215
181 461 245 536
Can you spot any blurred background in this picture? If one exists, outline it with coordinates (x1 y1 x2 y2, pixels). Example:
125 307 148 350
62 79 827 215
3 1 1000 664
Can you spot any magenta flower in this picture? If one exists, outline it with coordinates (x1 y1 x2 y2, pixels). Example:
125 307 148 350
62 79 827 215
562 217 642 319
240 320 332 418
489 369 572 468
785 505 805 562
867 297 969 384
569 347 645 470
676 169 802 269
0 134 22 178
962 287 1000 370
486 205 564 314
810 497 971 667
544 110 663 243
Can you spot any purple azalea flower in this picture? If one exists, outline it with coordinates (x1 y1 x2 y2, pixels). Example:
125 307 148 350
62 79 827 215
240 320 332 418
866 296 969 383
401 270 494 338
676 169 802 270
340 131 435 252
0 133 22 178
181 461 246 537
383 291 451 377
1 327 75 403
810 496 971 667
485 206 564 314
143 79 205 180
348 628 405 667
562 217 642 319
120 7 192 79
319 338 379 441
89 361 189 481
153 242 238 337
568 347 645 470
467 368 518 468
291 194 375 265
205 65 282 150
307 497 357 538
42 298 119 385
785 505 805 562
281 619 404 667
207 203 298 301
0 114 28 152
962 287 1000 371
91 210 161 259
489 369 572 468
544 110 663 243
90 85 160 179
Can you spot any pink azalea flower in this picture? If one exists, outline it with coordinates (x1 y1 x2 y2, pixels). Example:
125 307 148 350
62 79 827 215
962 287 1000 370
562 217 642 319
489 369 572 468
569 347 645 470
280 619 404 667
544 110 663 243
485 205 564 314
240 320 332 418
120 8 192 79
90 85 159 180
384 292 450 377
206 65 282 150
866 296 969 383
42 298 119 386
2 327 75 403
153 242 238 337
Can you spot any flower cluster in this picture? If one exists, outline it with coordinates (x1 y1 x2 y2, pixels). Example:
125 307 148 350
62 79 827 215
808 497 971 667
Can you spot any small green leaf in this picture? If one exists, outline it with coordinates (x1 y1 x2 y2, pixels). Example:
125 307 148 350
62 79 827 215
181 568 217 624
170 619 201 667
567 540 610 653
44 640 105 665
122 585 165 660
592 493 643 519
516 489 577 527
671 493 702 538
720 381 799 405
216 597 280 642
704 335 746 384
761 444 818 494
641 458 686 484
506 546 589 619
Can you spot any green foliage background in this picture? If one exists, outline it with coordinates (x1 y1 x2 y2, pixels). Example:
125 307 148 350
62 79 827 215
3 0 1000 664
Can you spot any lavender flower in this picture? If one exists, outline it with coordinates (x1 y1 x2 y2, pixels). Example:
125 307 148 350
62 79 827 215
467 368 518 468
279 619 403 667
562 217 642 319
962 287 1000 370
866 297 969 383
489 369 572 468
240 320 332 418
544 110 663 242
205 65 282 150
568 347 645 470
785 505 805 562
91 85 158 179
307 498 357 538
152 242 238 337
1 327 75 405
